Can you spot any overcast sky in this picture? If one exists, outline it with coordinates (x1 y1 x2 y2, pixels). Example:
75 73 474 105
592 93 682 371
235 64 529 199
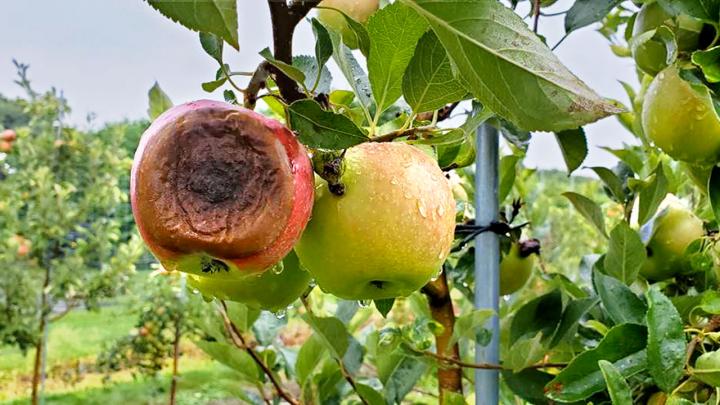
0 0 639 171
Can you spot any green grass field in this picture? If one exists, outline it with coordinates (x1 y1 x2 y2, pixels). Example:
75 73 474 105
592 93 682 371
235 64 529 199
0 305 247 404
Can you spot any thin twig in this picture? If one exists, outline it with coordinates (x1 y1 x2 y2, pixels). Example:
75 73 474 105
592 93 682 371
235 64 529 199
370 125 437 143
218 301 299 405
416 102 461 122
418 348 567 371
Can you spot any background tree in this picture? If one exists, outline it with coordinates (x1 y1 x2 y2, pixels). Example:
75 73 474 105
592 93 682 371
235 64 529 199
0 63 143 405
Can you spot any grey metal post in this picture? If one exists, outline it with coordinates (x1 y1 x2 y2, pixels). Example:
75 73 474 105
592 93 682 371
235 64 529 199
474 123 500 405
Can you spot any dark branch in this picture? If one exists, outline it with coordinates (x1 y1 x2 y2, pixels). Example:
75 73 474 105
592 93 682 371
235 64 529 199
416 102 461 122
244 61 271 109
267 0 321 103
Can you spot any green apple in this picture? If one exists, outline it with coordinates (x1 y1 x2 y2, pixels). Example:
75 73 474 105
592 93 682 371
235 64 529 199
317 0 379 49
187 251 310 312
631 2 703 75
295 142 456 300
642 65 720 165
694 350 720 387
500 240 540 296
640 204 704 281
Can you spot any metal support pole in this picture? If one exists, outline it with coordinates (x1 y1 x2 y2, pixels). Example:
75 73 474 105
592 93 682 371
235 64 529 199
474 123 500 405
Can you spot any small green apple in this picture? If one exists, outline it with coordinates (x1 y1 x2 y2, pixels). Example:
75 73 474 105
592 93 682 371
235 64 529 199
187 251 310 312
295 142 456 300
500 239 540 296
642 66 720 164
640 204 704 281
631 2 703 75
317 0 379 49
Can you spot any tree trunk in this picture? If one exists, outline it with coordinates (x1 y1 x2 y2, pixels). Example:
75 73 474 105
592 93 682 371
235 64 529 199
169 322 181 405
422 272 463 402
31 267 51 405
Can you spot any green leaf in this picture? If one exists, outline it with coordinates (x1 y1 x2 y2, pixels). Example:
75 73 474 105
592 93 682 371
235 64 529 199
326 28 373 111
502 369 555 404
147 82 173 120
603 222 646 285
335 300 359 324
638 163 668 226
259 48 307 90
402 0 622 131
602 146 644 175
510 289 563 345
368 2 428 115
378 350 427 404
402 31 468 114
630 26 678 70
302 314 350 359
549 297 599 348
443 392 467 405
709 165 720 224
657 0 720 23
199 32 223 64
224 301 260 332
598 360 633 405
590 166 626 203
565 0 623 34
311 18 334 75
252 312 286 346
295 335 326 385
545 324 648 402
694 46 720 84
145 0 238 49
562 192 607 238
498 155 520 203
375 298 395 318
593 270 647 325
201 78 226 93
505 332 546 372
293 55 333 94
288 99 369 149
555 128 588 175
646 288 686 392
288 99 368 150
356 383 386 405
195 340 259 381
449 309 493 347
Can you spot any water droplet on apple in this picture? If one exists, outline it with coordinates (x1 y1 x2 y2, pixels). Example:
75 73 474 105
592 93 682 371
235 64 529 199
271 261 285 275
436 204 445 217
390 177 399 185
417 201 428 218
192 288 201 295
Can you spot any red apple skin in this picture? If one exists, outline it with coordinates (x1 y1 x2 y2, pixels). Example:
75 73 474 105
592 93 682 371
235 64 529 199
131 100 314 277
1 129 17 142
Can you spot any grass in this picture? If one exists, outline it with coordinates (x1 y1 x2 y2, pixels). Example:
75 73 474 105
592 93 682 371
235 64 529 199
0 304 249 404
